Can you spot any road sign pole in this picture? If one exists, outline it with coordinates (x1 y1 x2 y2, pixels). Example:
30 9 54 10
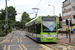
66 29 68 38
68 30 71 43
5 0 8 35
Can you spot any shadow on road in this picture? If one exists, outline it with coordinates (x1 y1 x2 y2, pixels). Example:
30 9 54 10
25 35 58 44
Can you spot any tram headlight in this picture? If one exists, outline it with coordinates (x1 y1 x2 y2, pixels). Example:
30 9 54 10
54 35 57 38
42 35 47 38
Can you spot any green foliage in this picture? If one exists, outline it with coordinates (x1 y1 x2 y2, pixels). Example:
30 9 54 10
21 11 31 28
7 6 17 22
0 30 10 36
0 32 6 36
0 6 17 36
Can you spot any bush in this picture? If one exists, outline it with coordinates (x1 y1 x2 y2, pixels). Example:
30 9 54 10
7 30 10 33
2 30 6 33
0 29 10 37
0 31 6 37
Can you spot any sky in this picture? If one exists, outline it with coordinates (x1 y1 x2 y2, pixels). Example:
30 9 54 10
0 0 65 21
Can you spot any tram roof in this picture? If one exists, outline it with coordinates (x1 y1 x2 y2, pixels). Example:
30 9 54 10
25 16 42 26
25 16 57 26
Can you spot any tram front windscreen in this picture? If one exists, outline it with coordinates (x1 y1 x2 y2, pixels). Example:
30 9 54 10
42 17 56 32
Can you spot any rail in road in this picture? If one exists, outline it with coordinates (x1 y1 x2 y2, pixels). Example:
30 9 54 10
0 30 75 50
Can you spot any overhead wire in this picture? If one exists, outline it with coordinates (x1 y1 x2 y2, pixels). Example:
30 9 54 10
35 0 42 7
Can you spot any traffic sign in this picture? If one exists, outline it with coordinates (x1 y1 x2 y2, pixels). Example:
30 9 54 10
73 29 75 34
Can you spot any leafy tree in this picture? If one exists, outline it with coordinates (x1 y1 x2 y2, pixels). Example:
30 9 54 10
0 6 17 31
21 12 31 28
6 6 17 29
7 6 17 22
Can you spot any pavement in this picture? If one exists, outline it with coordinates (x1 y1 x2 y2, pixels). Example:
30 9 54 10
58 33 75 45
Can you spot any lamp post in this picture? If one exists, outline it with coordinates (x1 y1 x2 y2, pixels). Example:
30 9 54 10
48 4 55 16
32 8 39 18
5 0 8 35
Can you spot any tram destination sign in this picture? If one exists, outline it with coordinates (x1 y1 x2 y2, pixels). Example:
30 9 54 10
42 17 56 21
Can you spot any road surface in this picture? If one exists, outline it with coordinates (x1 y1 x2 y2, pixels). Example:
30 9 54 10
0 30 75 50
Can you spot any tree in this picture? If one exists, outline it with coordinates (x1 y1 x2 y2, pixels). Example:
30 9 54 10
21 12 31 28
7 6 17 22
0 6 17 31
7 6 17 29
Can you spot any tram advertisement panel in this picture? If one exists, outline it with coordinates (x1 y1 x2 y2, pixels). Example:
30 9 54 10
42 17 56 32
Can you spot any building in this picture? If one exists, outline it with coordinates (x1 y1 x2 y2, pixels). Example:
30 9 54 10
62 0 75 31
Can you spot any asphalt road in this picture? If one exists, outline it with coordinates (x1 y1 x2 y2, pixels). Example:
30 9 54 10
0 30 75 50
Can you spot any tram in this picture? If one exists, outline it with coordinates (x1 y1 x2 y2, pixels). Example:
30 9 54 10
25 16 58 42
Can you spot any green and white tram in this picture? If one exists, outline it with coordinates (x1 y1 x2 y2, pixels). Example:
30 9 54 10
25 16 58 42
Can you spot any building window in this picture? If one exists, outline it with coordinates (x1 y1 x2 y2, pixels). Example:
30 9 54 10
73 6 75 11
63 11 71 16
62 5 71 11
67 18 70 21
62 19 66 22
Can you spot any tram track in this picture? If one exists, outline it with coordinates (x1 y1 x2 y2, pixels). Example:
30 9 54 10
17 31 26 50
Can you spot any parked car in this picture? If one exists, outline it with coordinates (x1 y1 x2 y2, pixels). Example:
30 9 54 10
58 28 63 31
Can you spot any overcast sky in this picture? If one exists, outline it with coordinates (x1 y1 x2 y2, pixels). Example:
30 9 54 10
0 0 65 21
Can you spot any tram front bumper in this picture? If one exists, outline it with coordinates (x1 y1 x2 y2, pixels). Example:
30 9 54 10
41 38 58 42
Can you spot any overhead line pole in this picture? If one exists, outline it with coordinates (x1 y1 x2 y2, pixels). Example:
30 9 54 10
5 0 8 35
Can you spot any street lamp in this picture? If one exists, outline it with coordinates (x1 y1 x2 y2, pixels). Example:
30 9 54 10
48 4 55 16
32 8 39 18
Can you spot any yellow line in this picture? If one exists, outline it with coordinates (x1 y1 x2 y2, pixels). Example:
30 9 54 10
39 44 48 50
16 48 20 50
4 45 6 50
22 45 27 50
39 48 44 50
0 34 11 43
8 45 10 50
63 43 75 49
19 45 23 50
10 39 13 42
45 44 58 50
8 40 10 42
20 38 22 42
57 44 66 50
18 39 19 42
63 43 72 46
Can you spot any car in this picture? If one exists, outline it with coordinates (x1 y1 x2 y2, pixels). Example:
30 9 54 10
58 28 63 31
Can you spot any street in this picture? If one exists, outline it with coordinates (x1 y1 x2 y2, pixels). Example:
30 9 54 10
0 30 75 50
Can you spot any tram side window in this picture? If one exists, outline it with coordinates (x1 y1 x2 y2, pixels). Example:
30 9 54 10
37 24 41 34
30 26 31 32
34 24 41 34
29 26 30 32
31 25 33 33
34 24 37 33
28 27 29 32
32 25 34 33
